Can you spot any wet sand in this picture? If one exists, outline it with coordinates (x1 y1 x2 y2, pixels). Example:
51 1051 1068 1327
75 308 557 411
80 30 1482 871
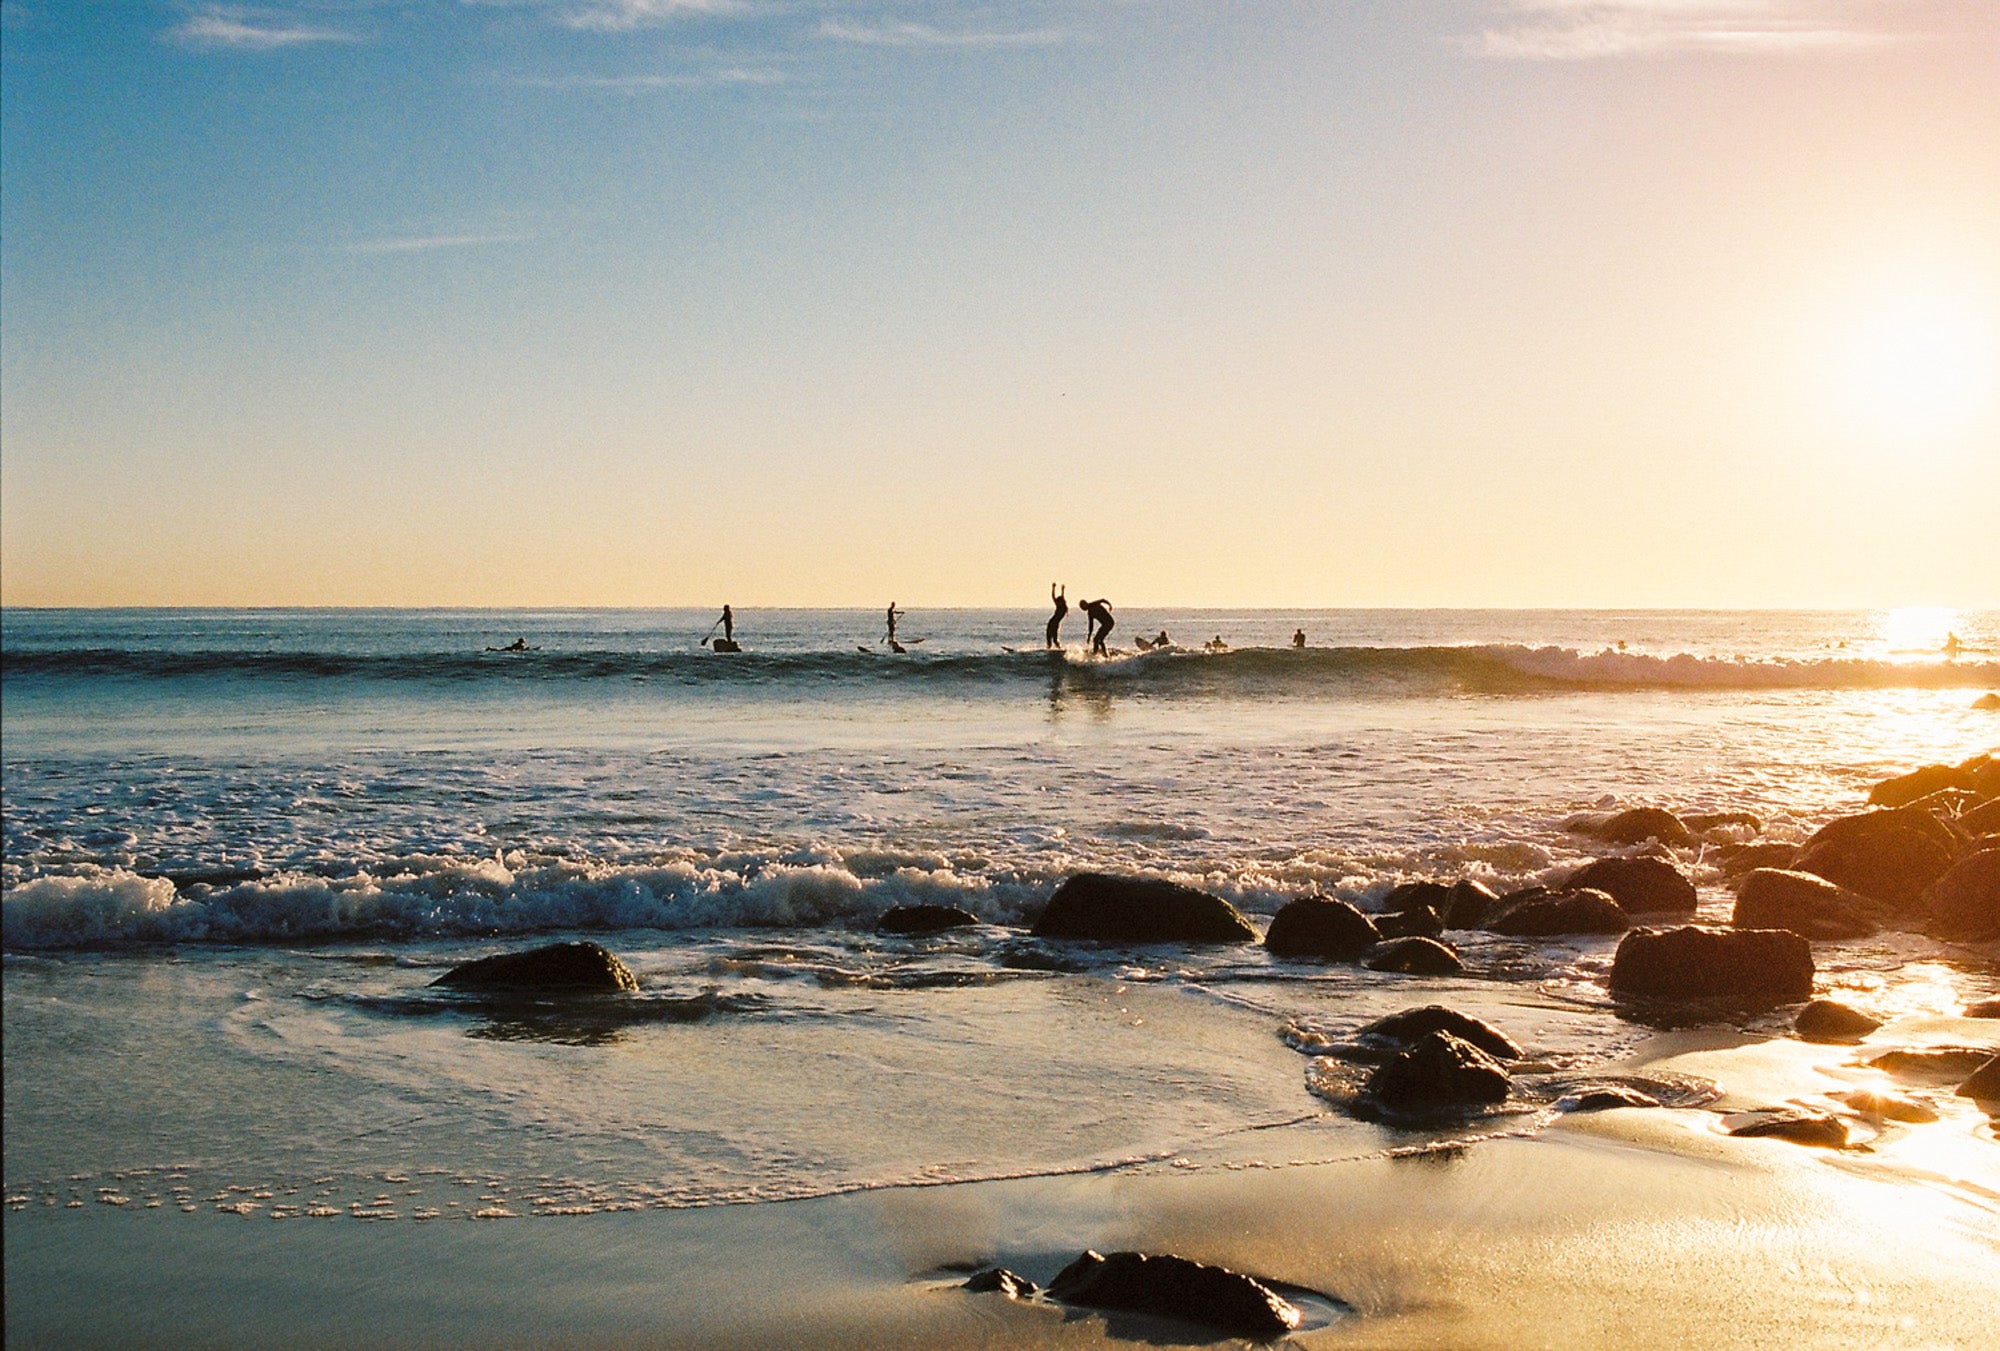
9 1026 1994 1350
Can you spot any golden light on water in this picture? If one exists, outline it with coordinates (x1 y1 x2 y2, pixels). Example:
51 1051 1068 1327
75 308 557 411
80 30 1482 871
1875 606 1960 657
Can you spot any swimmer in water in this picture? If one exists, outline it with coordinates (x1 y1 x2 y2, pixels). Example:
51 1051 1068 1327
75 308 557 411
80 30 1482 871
1046 584 1067 649
1292 629 1305 649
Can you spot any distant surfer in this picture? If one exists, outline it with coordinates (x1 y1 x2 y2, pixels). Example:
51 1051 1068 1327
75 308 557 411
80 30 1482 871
1046 584 1068 649
720 605 734 643
1946 632 1963 660
1292 629 1306 649
1204 635 1228 653
886 601 905 646
1140 629 1172 651
487 637 531 652
1079 598 1114 656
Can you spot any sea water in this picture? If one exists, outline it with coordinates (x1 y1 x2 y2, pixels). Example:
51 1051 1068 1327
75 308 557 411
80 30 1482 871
4 608 1997 1223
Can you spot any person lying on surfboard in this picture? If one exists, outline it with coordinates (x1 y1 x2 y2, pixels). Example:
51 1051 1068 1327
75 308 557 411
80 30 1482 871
1046 584 1067 649
1079 598 1114 656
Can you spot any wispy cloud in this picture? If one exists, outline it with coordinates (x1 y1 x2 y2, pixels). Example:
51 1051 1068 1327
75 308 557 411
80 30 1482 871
513 67 785 89
348 233 529 254
817 17 1067 48
1474 0 1959 61
167 4 362 51
553 0 751 31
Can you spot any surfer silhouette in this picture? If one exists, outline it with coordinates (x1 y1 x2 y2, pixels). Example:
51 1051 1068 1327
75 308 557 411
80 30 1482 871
886 602 905 645
1079 598 1114 656
1046 584 1068 649
1946 632 1963 660
1292 629 1306 649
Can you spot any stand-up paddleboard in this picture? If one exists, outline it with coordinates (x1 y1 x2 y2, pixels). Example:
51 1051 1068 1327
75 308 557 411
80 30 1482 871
710 638 742 653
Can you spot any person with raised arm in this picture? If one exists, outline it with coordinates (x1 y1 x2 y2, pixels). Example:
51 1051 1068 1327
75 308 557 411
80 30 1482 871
1046 584 1068 649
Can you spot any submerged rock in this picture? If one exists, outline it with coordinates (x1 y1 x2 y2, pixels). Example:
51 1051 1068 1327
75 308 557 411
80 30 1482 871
1565 857 1697 915
1682 811 1762 834
1365 936 1464 974
1559 1085 1662 1112
1356 1005 1522 1061
1963 999 2000 1019
1443 878 1499 930
1486 887 1631 936
1925 849 2000 942
431 941 639 993
963 1268 1039 1299
1732 868 1881 940
1033 873 1258 944
876 904 980 935
1729 1111 1848 1148
1374 905 1445 939
1975 692 2000 711
1792 807 1957 912
1609 926 1813 1004
1833 1088 1938 1123
1046 1250 1302 1337
1867 1047 1995 1081
1263 896 1380 960
1363 1030 1512 1116
1584 807 1695 848
1793 999 1882 1043
1958 1055 2000 1104
1382 880 1454 914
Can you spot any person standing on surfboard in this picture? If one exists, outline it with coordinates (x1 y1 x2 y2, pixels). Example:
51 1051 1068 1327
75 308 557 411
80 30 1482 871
1079 598 1114 656
886 602 905 646
1046 584 1068 649
719 605 734 644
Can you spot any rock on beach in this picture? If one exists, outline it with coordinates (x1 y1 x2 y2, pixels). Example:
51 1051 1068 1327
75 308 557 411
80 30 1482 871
1609 926 1813 1004
876 904 980 935
431 941 640 993
1264 896 1380 960
1564 857 1697 915
1731 868 1882 940
1486 887 1631 936
1032 873 1258 944
1355 1005 1523 1061
1045 1251 1303 1337
1363 1030 1512 1116
1365 936 1465 974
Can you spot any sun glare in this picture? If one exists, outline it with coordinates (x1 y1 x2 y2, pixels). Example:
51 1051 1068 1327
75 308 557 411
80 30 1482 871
1833 286 1999 442
1876 605 1959 658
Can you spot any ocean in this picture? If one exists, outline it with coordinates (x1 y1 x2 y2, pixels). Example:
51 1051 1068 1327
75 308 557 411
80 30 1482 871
4 607 1998 1341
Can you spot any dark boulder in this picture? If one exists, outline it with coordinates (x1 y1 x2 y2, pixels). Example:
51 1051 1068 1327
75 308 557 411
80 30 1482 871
432 941 639 993
1382 880 1453 914
1584 808 1694 848
1964 998 2000 1019
1033 873 1258 944
963 1268 1038 1299
1609 926 1813 1004
1716 842 1802 879
1975 692 2000 711
1263 895 1379 960
1046 1251 1301 1338
1959 797 2000 837
1869 763 1975 808
1365 936 1464 975
877 904 980 935
1958 1055 2000 1104
1363 1030 1512 1116
1443 878 1499 929
1487 888 1631 936
1565 857 1697 915
1793 808 1957 912
1793 999 1881 1043
1375 905 1445 939
1731 869 1881 940
1867 1047 1995 1081
1355 1005 1522 1061
1728 1111 1847 1148
1925 849 2000 942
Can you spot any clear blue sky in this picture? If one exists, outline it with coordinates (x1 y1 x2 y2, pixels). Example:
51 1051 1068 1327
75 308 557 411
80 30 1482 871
4 1 1997 606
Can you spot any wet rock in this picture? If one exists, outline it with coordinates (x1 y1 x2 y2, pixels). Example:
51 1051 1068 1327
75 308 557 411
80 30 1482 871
1794 999 1881 1043
1609 925 1813 1004
1363 1030 1512 1115
1045 1250 1301 1338
1975 692 2000 711
432 941 640 993
1584 807 1695 848
1374 905 1445 939
1565 857 1697 915
1033 873 1258 944
964 1268 1039 1299
1263 895 1380 960
1365 936 1464 974
877 904 980 935
1867 1047 1996 1081
1715 842 1802 879
1958 1055 2000 1104
1959 797 2000 837
1833 1088 1939 1123
1732 868 1882 940
1355 1005 1522 1061
1729 1111 1848 1148
1443 878 1499 930
1486 887 1631 936
1382 880 1454 914
1869 763 1977 809
1682 811 1762 834
1963 999 2000 1019
1925 848 2000 942
1559 1085 1662 1112
1792 809 1957 914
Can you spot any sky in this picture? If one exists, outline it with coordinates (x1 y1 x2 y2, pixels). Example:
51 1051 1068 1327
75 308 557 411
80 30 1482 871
2 0 1997 608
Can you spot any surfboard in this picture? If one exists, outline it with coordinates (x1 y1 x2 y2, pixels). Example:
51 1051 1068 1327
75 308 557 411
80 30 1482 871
711 639 742 653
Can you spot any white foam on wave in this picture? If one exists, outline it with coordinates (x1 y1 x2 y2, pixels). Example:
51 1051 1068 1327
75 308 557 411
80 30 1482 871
1489 644 1997 690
